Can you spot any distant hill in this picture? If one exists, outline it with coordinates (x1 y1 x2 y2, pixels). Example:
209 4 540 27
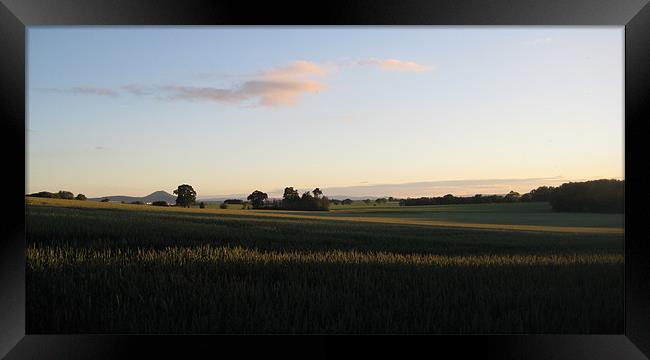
89 190 176 204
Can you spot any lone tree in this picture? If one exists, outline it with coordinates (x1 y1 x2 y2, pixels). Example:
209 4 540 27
247 190 268 209
75 194 87 201
312 188 323 199
174 184 197 208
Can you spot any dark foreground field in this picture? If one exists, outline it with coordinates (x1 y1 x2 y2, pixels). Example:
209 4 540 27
26 199 624 333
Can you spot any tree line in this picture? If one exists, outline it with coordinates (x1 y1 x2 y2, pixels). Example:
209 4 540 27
27 191 87 201
247 187 330 211
399 179 623 213
548 179 623 213
27 179 624 213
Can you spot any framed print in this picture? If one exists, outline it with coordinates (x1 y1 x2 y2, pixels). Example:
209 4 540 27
1 0 649 358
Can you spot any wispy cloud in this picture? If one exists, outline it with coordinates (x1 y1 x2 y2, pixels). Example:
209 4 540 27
122 84 154 96
355 58 434 72
35 58 432 107
159 61 329 107
37 86 118 97
70 87 118 96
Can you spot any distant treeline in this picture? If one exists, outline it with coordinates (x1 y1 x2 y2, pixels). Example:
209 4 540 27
400 179 624 213
549 179 624 213
27 191 87 201
27 179 624 213
248 187 330 211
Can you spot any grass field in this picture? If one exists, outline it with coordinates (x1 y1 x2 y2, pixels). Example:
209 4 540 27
26 197 624 333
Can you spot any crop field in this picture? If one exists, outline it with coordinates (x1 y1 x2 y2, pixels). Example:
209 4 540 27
26 197 624 333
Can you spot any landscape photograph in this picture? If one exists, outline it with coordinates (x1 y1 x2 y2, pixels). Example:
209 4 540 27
26 27 624 334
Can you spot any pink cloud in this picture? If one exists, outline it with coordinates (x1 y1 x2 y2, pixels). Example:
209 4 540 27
161 61 327 107
161 79 324 107
239 79 324 106
357 58 433 72
38 58 430 107
261 60 328 79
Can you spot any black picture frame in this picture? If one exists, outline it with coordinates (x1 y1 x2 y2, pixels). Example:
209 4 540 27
1 0 649 358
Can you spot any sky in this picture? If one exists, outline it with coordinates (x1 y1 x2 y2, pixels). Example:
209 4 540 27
27 27 624 198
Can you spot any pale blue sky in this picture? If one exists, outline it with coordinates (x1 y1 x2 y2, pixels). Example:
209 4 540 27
27 27 624 198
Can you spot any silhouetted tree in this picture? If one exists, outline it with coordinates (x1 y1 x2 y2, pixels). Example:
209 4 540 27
199 202 206 209
250 186 330 211
504 191 521 202
283 187 300 201
174 184 197 208
27 191 58 198
549 179 623 213
320 196 331 210
75 194 87 201
301 191 313 201
312 188 323 199
247 190 268 209
57 191 74 200
528 186 555 202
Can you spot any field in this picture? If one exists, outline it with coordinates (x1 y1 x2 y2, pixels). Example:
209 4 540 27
26 197 624 333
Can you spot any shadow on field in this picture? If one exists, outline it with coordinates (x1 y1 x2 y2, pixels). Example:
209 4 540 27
27 256 623 334
26 204 624 334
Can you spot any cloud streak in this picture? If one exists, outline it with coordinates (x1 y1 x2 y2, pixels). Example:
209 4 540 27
160 61 327 107
356 58 434 72
36 58 432 107
37 87 118 97
160 80 324 107
121 84 155 96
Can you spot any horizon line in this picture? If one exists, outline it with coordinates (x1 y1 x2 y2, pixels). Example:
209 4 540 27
26 175 625 199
